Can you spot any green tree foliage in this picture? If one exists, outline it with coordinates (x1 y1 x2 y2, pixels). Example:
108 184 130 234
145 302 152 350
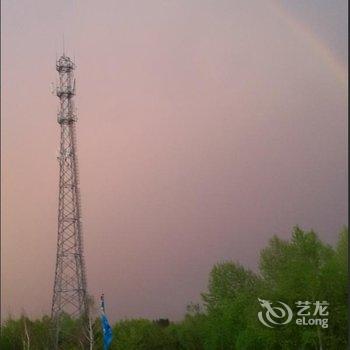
166 308 207 350
0 315 51 350
0 227 347 349
201 262 260 310
257 227 347 349
111 319 177 350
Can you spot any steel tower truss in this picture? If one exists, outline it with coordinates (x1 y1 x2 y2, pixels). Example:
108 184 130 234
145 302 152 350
51 54 90 348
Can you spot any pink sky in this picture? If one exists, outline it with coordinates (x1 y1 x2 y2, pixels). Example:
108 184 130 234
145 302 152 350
1 0 347 321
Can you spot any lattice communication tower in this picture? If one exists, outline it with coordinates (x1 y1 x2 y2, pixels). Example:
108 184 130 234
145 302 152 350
51 54 91 349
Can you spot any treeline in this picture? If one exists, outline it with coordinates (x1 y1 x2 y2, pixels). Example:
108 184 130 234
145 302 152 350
1 227 347 349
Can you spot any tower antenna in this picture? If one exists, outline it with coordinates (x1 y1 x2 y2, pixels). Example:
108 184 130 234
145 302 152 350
63 34 66 56
51 53 91 349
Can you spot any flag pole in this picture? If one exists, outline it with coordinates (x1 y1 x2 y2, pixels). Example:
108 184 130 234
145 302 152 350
101 293 105 314
100 293 113 350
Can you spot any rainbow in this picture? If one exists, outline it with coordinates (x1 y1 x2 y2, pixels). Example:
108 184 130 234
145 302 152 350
267 0 348 89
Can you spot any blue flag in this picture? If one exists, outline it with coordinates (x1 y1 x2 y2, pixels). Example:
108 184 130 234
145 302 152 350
100 294 113 350
101 313 113 350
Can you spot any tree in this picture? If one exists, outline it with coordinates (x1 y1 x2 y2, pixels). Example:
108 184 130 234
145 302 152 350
201 261 259 310
112 319 176 350
258 226 345 349
1 226 347 349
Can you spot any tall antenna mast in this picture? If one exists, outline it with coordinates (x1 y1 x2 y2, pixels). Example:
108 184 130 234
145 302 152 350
62 34 66 56
51 53 91 349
